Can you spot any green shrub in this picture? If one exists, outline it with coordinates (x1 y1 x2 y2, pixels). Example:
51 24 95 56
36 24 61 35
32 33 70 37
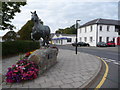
2 40 40 57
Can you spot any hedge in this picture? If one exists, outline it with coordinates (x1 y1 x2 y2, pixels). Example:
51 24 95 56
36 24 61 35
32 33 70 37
2 40 40 57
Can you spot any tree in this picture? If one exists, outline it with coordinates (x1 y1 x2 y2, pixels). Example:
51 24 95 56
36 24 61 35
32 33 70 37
17 20 44 40
1 2 26 30
55 24 76 34
17 20 34 40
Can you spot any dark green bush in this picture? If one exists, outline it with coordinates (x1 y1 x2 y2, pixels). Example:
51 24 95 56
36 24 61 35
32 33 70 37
2 40 40 57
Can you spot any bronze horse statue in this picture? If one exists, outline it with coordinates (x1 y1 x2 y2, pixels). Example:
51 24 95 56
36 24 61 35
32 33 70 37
31 11 51 46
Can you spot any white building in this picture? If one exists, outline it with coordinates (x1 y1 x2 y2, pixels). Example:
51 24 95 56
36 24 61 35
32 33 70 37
77 18 120 46
52 34 76 45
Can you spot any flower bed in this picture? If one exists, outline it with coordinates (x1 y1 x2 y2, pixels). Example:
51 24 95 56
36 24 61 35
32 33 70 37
5 46 58 83
25 50 36 57
6 59 39 83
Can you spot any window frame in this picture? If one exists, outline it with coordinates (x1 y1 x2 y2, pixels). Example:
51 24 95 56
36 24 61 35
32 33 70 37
90 26 92 32
99 36 102 42
67 38 72 42
100 25 102 31
107 25 109 31
90 37 93 42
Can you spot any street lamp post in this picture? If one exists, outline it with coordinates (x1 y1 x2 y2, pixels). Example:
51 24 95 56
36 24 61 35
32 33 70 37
75 20 80 54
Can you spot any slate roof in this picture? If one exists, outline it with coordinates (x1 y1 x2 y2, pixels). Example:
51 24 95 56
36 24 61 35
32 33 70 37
80 18 120 28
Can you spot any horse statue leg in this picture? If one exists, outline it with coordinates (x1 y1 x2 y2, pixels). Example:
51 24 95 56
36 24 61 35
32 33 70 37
42 38 45 46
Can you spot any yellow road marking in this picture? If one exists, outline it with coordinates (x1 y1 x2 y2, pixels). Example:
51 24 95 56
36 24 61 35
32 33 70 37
95 56 109 90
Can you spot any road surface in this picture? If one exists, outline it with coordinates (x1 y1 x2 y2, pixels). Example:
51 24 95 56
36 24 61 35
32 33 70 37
57 45 119 88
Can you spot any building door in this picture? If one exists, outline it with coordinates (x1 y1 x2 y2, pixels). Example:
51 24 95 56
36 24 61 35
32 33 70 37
99 37 102 42
113 38 115 43
106 37 109 42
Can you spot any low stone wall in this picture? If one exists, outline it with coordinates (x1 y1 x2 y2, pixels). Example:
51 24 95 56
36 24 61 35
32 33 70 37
28 47 58 75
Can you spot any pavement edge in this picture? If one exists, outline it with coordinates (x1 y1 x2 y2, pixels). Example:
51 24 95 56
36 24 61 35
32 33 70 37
80 56 103 88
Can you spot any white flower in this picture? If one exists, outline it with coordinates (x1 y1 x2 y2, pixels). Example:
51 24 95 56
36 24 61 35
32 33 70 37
22 68 25 70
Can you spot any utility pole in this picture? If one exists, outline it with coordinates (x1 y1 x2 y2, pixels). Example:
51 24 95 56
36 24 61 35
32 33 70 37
75 20 80 54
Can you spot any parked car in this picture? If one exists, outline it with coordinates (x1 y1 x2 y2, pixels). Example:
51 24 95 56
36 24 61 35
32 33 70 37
72 42 90 46
106 41 115 47
97 42 107 47
72 42 77 46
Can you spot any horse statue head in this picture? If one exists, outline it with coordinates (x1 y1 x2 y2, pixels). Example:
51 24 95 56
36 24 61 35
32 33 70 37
30 11 51 47
31 11 38 22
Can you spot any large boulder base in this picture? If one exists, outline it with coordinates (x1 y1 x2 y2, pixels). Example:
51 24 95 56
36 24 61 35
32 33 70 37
28 47 58 74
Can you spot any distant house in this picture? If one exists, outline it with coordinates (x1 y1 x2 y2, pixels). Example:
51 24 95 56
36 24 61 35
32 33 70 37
77 18 120 46
52 34 76 45
2 31 17 41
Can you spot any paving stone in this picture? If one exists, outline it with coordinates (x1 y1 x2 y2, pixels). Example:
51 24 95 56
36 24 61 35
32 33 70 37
82 75 90 80
60 83 74 88
71 81 83 88
40 81 53 88
17 88 29 90
72 73 83 77
61 78 74 84
34 77 46 84
64 74 74 79
49 85 60 88
2 84 11 88
72 77 84 82
52 80 63 86
54 76 65 81
28 83 41 88
3 88 16 90
10 83 23 88
22 80 35 86
45 77 55 82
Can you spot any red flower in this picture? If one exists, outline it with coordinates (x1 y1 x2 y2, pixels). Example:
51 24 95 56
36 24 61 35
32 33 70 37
6 59 39 83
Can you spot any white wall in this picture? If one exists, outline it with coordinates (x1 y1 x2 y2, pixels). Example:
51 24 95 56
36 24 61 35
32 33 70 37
98 25 118 43
77 24 118 46
77 24 97 46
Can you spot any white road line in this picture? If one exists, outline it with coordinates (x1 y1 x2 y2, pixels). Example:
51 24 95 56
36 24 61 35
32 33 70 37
102 58 107 60
104 60 111 62
108 59 115 62
113 62 119 65
101 57 119 65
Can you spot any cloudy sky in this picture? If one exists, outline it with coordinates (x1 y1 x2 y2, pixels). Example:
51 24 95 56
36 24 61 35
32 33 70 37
0 0 119 36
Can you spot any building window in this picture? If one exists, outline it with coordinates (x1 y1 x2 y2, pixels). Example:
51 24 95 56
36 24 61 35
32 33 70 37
100 26 102 31
107 26 109 31
67 38 71 42
59 40 60 43
106 37 109 42
85 27 86 33
99 37 102 42
90 37 93 42
80 37 82 42
84 37 87 42
80 29 82 33
90 26 92 32
115 28 118 32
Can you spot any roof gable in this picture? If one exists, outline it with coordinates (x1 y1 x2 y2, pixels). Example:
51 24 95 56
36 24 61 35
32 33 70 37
80 18 120 27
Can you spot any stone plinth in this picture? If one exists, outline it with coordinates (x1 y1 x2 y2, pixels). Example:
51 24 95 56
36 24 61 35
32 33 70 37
28 47 58 74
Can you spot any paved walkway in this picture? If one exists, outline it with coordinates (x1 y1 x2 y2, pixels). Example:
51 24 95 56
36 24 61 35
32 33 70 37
2 49 101 88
